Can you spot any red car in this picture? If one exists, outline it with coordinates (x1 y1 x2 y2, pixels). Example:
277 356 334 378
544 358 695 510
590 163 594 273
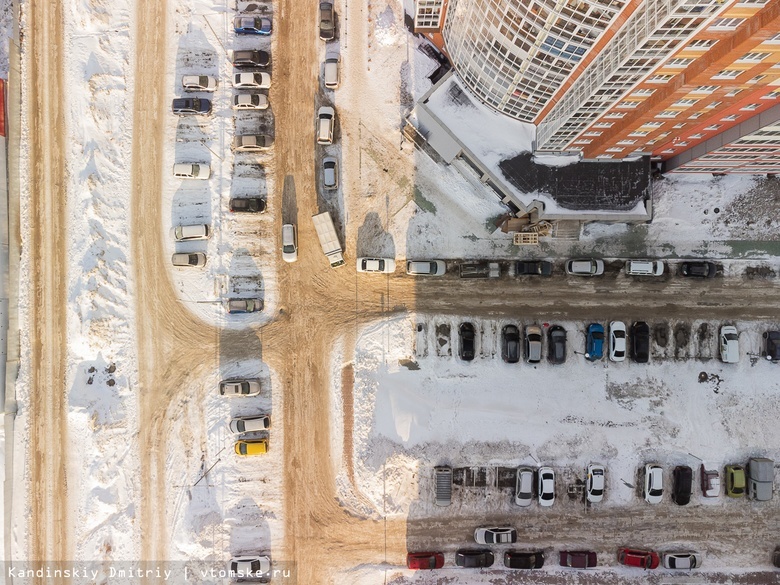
407 552 444 570
559 550 597 568
618 548 660 569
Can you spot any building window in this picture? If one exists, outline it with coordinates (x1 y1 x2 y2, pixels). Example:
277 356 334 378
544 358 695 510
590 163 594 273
692 85 719 94
705 124 722 131
573 138 592 144
708 18 744 31
767 33 780 45
721 114 740 121
688 134 704 139
673 123 686 128
737 52 770 63
674 98 699 107
617 140 636 145
736 0 769 5
689 112 703 119
687 39 717 51
642 121 663 128
597 154 615 159
606 147 624 153
763 90 780 100
583 131 603 137
657 110 679 118
631 88 656 97
747 74 767 84
594 122 614 128
666 58 694 68
740 103 762 111
605 112 626 119
725 88 743 97
711 70 742 80
676 141 689 146
662 149 676 154
414 0 444 28
648 74 674 83
617 101 639 109
629 130 650 137
705 101 722 109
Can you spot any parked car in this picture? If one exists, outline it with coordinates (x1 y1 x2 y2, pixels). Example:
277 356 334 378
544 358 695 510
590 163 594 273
725 464 745 497
228 556 270 579
502 325 520 364
773 547 780 568
219 378 261 397
181 75 217 92
233 134 273 152
406 552 444 570
514 466 533 507
229 415 270 433
515 260 552 276
566 258 604 276
233 72 271 89
631 321 650 363
559 550 597 569
455 549 494 568
282 223 298 263
625 259 664 276
319 2 335 40
609 321 626 362
459 322 475 361
225 299 263 314
525 325 543 364
173 162 210 180
171 252 206 267
406 260 446 276
323 55 341 88
538 467 555 506
323 156 339 189
234 439 268 456
356 257 395 273
586 464 605 503
171 97 212 115
174 224 210 242
672 465 692 506
763 331 780 361
474 527 517 545
504 550 544 569
644 464 663 504
680 261 716 278
700 464 720 497
231 49 270 68
229 197 266 213
233 93 269 110
618 548 659 569
234 15 272 35
548 325 566 364
662 552 703 569
719 325 739 363
317 106 335 144
586 323 604 361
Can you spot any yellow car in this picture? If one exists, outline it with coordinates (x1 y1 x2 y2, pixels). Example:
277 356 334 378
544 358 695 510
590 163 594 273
235 439 268 456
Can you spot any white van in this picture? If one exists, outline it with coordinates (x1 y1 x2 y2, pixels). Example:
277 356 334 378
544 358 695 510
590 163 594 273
625 259 664 276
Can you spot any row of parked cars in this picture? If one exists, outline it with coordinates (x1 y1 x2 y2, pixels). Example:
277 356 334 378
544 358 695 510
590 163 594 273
407 547 703 570
219 378 271 456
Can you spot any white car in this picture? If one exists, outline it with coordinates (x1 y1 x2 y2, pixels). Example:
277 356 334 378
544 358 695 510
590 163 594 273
323 156 338 189
173 224 210 242
228 556 270 580
538 467 555 507
219 378 261 397
609 321 626 362
181 75 217 92
316 106 335 144
644 464 663 504
514 467 533 507
323 55 341 89
719 325 739 363
233 93 269 110
566 258 604 276
586 464 605 503
232 134 273 152
406 260 446 276
474 526 517 545
356 257 395 273
171 252 206 267
662 552 703 569
282 224 298 263
233 72 271 89
229 415 270 434
172 162 210 180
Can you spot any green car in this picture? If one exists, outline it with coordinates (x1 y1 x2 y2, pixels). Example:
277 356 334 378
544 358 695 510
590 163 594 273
725 465 745 497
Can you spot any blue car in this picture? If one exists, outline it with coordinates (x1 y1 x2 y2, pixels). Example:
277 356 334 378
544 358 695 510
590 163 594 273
234 16 272 35
586 323 604 361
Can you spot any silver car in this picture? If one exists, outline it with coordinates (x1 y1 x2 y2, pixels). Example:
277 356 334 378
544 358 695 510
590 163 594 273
233 72 271 89
233 135 274 152
514 467 533 507
406 260 446 276
323 156 339 189
566 258 604 276
219 378 261 397
323 55 340 89
524 325 542 364
229 415 270 434
173 224 210 242
181 75 218 92
233 93 269 110
171 252 206 267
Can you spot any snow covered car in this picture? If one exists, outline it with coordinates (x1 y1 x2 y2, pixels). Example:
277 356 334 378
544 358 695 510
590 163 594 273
229 415 270 434
700 464 720 497
663 552 702 569
474 527 517 545
233 93 269 110
219 378 261 397
181 75 217 92
644 464 663 504
228 555 270 580
720 325 739 363
609 321 626 362
586 464 605 503
234 15 272 35
233 135 274 152
406 260 445 276
171 253 206 267
538 467 555 507
233 72 271 89
356 257 395 273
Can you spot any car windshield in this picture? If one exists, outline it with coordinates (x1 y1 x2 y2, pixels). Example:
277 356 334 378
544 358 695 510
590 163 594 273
649 487 662 496
591 331 604 340
283 244 295 253
239 382 249 394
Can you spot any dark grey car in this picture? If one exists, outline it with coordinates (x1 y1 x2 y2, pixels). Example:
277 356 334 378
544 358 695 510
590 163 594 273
502 325 520 364
172 97 212 115
232 49 270 68
319 2 335 40
548 325 566 364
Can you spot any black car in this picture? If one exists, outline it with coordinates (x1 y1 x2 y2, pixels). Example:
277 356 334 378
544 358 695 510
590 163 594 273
773 547 780 568
229 198 267 213
764 331 780 361
548 325 567 364
459 323 476 361
672 465 692 506
680 261 716 278
232 49 270 68
319 1 335 40
504 550 544 569
516 260 552 276
171 97 212 115
502 325 520 364
631 321 650 363
456 549 494 568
